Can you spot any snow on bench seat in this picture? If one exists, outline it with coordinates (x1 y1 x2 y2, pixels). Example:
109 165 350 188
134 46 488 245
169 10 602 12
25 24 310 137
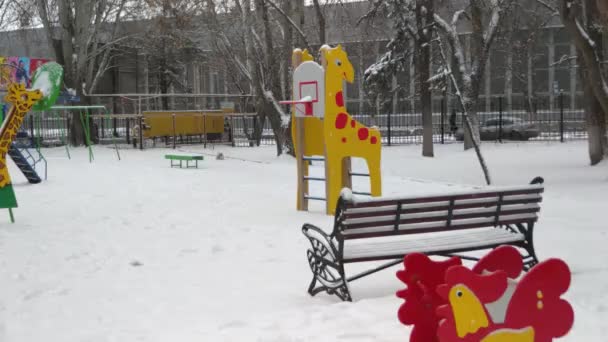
342 227 525 262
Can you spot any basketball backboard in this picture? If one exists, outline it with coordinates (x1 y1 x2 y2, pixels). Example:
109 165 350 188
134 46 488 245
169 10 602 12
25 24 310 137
292 61 325 118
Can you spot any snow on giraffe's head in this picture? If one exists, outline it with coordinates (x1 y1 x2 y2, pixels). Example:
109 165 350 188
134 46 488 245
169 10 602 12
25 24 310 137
323 44 354 83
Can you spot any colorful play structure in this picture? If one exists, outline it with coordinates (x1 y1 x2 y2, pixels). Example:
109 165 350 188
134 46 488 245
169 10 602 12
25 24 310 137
281 45 382 215
0 62 63 222
396 246 574 342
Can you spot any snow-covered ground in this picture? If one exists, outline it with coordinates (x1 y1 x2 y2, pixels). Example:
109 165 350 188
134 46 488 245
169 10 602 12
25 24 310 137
1 141 606 341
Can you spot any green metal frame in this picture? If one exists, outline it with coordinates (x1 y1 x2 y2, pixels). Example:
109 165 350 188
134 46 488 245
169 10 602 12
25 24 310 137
33 112 48 179
50 105 123 163
102 107 121 161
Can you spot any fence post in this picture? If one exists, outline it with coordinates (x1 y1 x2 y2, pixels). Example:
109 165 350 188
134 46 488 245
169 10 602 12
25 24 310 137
139 116 144 150
559 92 565 143
29 115 35 145
440 97 445 144
387 110 392 146
172 113 177 149
101 115 105 139
126 118 131 144
498 97 503 143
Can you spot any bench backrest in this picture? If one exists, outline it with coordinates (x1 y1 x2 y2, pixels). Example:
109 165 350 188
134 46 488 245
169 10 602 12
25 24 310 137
334 179 544 240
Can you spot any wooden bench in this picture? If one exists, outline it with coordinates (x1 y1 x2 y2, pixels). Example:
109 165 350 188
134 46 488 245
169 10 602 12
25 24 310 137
165 154 204 168
301 177 544 301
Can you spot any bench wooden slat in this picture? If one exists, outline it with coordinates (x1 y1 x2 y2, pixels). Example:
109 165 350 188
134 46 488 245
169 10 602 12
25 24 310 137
345 187 543 209
343 194 543 219
340 213 538 239
343 203 540 229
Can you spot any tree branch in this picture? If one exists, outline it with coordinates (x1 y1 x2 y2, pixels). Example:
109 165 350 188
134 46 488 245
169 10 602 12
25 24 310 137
265 0 311 51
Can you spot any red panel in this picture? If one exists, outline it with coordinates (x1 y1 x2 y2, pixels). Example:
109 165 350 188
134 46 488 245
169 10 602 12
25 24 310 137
396 253 461 342
504 259 574 341
472 245 523 279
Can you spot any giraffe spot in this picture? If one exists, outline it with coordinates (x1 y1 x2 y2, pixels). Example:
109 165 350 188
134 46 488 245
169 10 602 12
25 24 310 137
0 175 4 183
350 119 356 128
335 113 348 129
371 136 378 144
0 161 4 169
341 137 347 143
358 128 369 140
335 91 344 107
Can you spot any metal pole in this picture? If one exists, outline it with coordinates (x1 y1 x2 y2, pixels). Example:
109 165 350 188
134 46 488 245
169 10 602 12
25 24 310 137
126 117 130 144
387 106 392 146
138 116 144 150
441 97 445 144
559 92 565 143
498 97 503 143
172 113 177 149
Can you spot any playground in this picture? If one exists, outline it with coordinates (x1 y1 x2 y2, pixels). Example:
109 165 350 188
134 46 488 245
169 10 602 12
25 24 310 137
0 46 600 342
0 141 606 341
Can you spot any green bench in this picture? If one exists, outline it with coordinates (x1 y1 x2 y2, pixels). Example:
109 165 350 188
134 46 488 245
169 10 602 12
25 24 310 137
165 154 204 168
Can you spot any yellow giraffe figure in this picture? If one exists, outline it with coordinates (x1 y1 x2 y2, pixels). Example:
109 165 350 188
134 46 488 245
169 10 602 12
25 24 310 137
321 45 382 212
0 83 42 221
290 45 382 215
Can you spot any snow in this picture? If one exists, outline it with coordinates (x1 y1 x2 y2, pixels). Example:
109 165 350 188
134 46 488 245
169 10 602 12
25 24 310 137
1 141 607 341
576 19 596 48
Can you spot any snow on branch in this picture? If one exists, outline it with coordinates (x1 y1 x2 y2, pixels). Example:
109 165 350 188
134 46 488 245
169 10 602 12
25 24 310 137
427 69 450 84
433 13 467 76
264 90 290 129
535 0 559 14
575 19 596 48
452 10 466 26
483 0 503 46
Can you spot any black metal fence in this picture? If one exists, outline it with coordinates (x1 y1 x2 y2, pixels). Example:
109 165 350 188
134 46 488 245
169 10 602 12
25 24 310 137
17 94 586 148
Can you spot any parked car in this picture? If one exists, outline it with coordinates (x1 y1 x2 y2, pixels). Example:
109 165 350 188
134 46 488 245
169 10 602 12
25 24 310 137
455 116 540 141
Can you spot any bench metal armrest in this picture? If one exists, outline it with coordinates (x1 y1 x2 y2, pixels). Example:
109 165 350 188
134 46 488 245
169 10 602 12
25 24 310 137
302 223 340 260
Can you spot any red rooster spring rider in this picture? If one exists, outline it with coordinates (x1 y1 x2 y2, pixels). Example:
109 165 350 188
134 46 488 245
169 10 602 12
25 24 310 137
397 246 574 342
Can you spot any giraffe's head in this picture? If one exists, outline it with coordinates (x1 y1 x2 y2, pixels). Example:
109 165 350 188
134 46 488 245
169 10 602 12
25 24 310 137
323 44 354 84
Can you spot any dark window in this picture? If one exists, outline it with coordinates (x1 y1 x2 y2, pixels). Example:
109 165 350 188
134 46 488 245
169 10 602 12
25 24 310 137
554 69 571 92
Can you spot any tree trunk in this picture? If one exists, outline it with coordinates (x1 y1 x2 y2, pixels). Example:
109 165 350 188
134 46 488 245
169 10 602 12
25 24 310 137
281 0 295 155
561 0 608 164
598 0 608 25
462 97 481 150
312 0 325 44
418 0 434 157
255 0 285 155
583 76 608 164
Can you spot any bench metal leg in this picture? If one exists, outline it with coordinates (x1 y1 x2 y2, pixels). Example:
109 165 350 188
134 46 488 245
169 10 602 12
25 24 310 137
517 222 539 271
306 250 352 301
302 224 352 301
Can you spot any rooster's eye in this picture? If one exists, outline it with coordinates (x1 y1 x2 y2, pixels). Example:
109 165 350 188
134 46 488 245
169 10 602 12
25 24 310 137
336 59 342 66
456 290 463 298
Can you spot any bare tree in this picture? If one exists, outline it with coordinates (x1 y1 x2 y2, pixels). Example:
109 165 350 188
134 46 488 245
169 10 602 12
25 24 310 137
35 0 128 146
362 0 436 157
312 0 326 43
132 0 201 110
434 0 513 150
499 1 559 120
560 0 608 164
